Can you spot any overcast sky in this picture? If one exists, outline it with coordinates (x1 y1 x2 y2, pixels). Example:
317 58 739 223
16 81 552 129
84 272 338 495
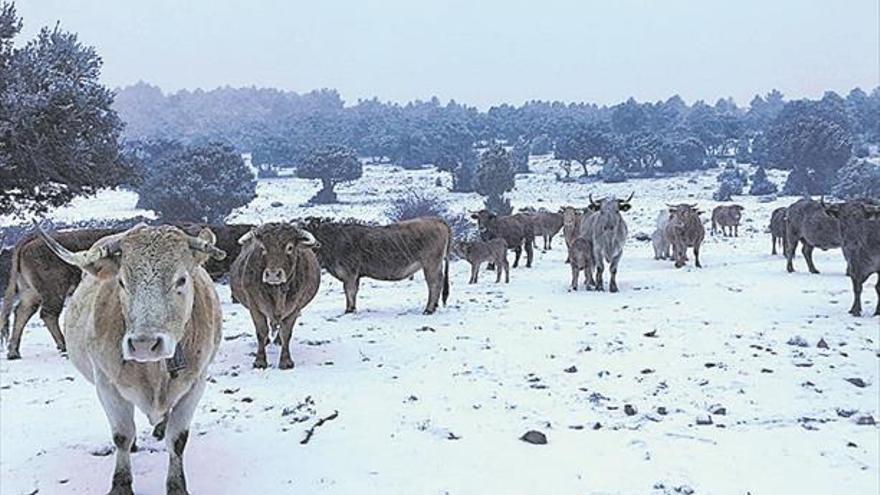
17 0 880 108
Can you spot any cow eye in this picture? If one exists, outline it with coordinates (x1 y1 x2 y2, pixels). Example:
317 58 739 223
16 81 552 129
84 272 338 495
118 279 125 290
175 276 187 288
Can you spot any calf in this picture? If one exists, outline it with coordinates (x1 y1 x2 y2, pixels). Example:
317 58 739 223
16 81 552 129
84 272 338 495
36 223 226 495
822 200 880 316
560 206 586 263
520 209 564 250
711 204 745 236
471 210 534 268
455 238 509 283
665 204 705 268
769 207 787 255
652 209 671 260
568 237 595 291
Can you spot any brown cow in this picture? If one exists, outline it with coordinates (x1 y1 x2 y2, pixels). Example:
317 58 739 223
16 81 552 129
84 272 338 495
470 210 534 268
520 209 564 250
784 198 841 274
711 204 745 236
36 223 225 495
303 216 451 314
560 206 586 263
230 223 321 369
665 204 705 268
822 200 880 316
568 237 595 291
769 206 787 255
454 238 509 284
577 194 632 292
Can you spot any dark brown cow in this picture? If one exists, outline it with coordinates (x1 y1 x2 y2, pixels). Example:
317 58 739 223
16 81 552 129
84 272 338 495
711 204 744 237
176 223 255 280
230 223 321 369
769 207 787 255
470 210 534 268
303 217 451 314
665 204 705 268
784 198 841 274
822 200 880 316
520 209 564 250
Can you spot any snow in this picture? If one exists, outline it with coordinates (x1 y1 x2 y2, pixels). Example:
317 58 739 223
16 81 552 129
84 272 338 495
1 160 878 495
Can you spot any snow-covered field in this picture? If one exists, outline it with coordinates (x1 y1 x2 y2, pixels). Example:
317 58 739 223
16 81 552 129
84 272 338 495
1 160 878 495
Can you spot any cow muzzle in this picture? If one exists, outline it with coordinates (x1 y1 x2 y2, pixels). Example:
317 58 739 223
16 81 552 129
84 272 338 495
122 332 176 362
262 268 287 285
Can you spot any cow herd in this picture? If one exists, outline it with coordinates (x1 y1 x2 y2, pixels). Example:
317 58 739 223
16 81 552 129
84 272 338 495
0 194 877 493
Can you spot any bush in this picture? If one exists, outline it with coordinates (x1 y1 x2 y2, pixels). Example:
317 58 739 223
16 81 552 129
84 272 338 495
483 194 513 216
748 166 778 195
831 159 880 200
600 157 627 183
385 190 474 239
297 144 362 204
475 145 515 197
530 134 553 155
713 164 748 201
137 143 256 223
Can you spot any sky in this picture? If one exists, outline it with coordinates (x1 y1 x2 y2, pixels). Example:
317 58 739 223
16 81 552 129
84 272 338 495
16 0 880 108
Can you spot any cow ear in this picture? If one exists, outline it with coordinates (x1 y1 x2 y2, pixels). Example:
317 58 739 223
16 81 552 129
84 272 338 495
619 203 632 212
865 205 880 219
588 204 601 212
824 206 840 218
238 229 256 245
470 213 479 220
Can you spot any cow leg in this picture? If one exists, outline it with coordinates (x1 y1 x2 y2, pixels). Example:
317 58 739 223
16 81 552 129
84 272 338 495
248 307 270 369
609 254 622 293
6 291 39 360
343 277 359 313
164 379 206 495
694 244 703 268
278 313 298 369
39 295 66 353
494 260 502 283
802 244 820 274
470 263 479 284
734 225 739 237
771 235 777 255
673 243 685 268
502 257 510 283
874 272 880 316
847 272 865 316
784 227 798 272
95 376 135 495
512 246 522 268
423 264 442 314
594 258 605 291
525 240 534 268
570 263 579 290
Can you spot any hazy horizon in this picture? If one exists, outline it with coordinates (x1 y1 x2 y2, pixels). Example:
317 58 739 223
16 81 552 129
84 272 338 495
16 0 880 108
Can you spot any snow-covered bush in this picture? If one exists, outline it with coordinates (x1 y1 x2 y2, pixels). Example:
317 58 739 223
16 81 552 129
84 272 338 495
831 159 880 200
748 166 777 195
137 143 256 223
713 164 748 201
386 190 474 238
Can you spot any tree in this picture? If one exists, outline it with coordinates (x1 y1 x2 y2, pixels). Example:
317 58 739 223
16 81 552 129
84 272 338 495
599 157 627 183
831 159 880 200
0 4 130 215
529 134 552 155
476 145 515 214
511 137 530 173
713 164 748 201
767 98 853 195
297 144 362 203
748 166 777 195
136 143 256 223
658 137 706 172
555 124 615 176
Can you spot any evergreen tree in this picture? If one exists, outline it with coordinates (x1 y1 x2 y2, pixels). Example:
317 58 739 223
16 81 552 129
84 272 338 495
713 164 748 201
511 137 530 173
748 166 777 195
831 159 880 200
297 144 362 204
476 145 515 214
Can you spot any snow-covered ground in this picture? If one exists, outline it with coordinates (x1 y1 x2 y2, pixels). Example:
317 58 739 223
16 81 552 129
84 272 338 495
1 160 878 495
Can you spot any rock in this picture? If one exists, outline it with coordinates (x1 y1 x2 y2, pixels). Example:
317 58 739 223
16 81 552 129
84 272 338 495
564 365 578 373
836 408 856 418
786 335 809 347
710 405 727 415
695 413 713 425
845 378 867 388
855 415 875 426
624 404 638 416
817 338 829 349
634 232 651 242
643 329 658 338
270 201 283 208
520 430 547 445
657 406 668 415
592 422 602 430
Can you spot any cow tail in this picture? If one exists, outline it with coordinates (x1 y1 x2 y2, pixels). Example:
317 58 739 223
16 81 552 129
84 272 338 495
0 243 23 344
442 230 451 306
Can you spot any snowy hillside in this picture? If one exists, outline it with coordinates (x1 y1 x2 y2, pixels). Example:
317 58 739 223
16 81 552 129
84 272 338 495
1 160 877 495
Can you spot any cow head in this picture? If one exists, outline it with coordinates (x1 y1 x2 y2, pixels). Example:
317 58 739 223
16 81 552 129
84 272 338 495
667 203 702 228
822 199 880 221
559 206 584 227
238 223 318 286
588 193 633 231
36 224 226 362
470 209 497 234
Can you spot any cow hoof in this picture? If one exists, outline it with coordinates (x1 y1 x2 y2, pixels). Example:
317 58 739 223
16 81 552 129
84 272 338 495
674 262 684 268
609 286 618 293
423 309 436 315
253 357 268 369
6 350 20 360
809 269 820 275
696 263 702 268
849 308 862 317
344 308 356 314
107 486 134 495
278 358 295 370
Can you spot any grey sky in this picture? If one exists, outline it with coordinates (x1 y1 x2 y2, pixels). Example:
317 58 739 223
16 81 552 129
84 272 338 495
17 0 880 108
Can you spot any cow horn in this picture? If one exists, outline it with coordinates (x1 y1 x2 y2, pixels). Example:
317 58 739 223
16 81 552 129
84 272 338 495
297 228 318 247
187 235 226 260
589 194 598 206
34 221 121 268
237 230 255 245
621 191 634 203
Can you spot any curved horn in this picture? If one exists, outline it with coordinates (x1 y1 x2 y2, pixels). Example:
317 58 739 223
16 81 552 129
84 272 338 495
622 191 634 203
33 221 121 268
237 230 255 245
187 235 226 260
297 229 318 247
589 194 598 206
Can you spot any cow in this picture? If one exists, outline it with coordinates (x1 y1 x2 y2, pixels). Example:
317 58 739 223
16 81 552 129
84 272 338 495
560 206 586 263
454 238 509 284
230 223 321 369
35 223 226 495
712 204 745 237
520 209 564 250
821 200 880 316
1 228 118 359
0 224 252 360
302 216 451 314
769 207 787 255
568 237 595 291
784 198 842 274
665 203 705 268
577 193 632 292
652 209 671 260
470 210 534 268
